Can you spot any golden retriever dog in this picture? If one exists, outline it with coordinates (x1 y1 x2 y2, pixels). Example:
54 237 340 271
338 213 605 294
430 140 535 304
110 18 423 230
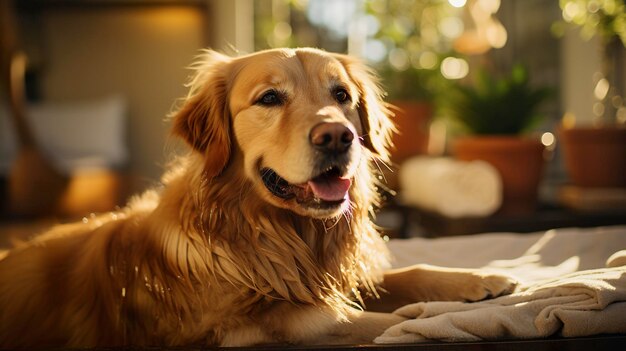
0 48 516 348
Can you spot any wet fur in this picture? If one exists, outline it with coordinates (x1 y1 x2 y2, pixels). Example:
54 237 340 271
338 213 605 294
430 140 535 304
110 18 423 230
0 48 515 348
0 48 396 347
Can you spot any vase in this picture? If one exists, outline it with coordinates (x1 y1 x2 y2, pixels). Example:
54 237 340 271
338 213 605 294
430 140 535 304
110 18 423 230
453 136 546 214
389 101 432 163
559 126 626 188
383 101 432 190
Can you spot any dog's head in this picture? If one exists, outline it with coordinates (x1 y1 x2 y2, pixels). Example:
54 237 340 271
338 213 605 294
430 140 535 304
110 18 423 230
172 48 393 218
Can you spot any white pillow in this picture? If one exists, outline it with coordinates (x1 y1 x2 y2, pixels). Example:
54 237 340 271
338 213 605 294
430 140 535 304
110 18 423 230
0 95 128 174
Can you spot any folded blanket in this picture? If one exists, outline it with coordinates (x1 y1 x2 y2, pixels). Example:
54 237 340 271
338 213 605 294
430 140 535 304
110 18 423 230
378 227 626 343
399 157 502 218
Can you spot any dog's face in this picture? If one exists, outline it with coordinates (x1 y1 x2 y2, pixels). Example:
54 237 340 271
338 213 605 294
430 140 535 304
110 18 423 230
230 49 365 217
173 48 393 218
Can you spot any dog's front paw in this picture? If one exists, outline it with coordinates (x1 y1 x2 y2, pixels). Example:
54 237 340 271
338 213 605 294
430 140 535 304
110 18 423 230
381 265 518 307
457 271 518 302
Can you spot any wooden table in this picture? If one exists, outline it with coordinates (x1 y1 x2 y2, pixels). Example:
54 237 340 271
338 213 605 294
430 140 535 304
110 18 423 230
378 202 626 238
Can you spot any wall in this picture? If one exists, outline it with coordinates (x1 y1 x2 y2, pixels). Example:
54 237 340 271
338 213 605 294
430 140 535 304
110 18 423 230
32 5 207 186
560 28 622 125
208 0 254 53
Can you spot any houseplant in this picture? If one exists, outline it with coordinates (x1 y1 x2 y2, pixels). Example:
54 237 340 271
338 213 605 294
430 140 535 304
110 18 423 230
558 0 626 188
365 1 462 166
444 64 552 213
379 65 441 165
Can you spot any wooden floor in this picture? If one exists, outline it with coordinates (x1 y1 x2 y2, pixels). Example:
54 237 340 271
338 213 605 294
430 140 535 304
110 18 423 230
231 335 626 351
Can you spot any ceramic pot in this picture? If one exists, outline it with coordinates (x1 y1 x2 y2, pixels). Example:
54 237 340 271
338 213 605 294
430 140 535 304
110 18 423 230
559 127 626 188
383 101 432 190
389 101 432 163
454 136 545 214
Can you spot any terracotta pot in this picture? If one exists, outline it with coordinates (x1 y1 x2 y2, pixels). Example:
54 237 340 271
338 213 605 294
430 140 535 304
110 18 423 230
382 101 432 190
453 136 545 213
559 127 626 188
389 101 432 163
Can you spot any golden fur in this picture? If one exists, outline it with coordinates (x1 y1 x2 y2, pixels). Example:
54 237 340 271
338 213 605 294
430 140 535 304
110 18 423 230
0 48 515 348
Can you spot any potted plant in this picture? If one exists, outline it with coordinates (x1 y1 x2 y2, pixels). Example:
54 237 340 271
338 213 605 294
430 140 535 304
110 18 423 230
365 1 463 165
444 65 552 213
558 0 626 188
379 66 441 165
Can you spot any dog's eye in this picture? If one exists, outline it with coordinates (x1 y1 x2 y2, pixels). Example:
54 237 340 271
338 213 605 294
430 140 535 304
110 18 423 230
334 88 351 104
257 90 283 106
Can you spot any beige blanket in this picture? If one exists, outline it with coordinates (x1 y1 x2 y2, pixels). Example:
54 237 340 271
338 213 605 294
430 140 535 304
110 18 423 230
378 226 626 343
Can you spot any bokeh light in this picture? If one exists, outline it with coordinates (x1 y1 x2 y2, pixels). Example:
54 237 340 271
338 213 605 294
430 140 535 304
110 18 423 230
439 17 464 39
541 132 555 147
364 39 387 62
594 77 610 100
448 0 467 8
388 48 410 70
418 51 438 69
440 57 469 79
486 21 507 48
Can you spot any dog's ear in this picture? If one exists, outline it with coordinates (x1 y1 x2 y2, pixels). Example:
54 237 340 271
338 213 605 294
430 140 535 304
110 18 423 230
333 54 395 163
172 51 232 178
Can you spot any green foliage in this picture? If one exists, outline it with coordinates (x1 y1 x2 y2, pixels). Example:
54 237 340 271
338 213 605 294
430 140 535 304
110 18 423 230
365 0 463 102
559 0 626 45
379 65 444 102
443 65 553 135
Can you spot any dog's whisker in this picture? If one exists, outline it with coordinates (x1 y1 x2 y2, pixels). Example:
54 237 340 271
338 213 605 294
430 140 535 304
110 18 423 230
371 155 393 173
324 216 342 231
341 212 353 234
369 158 388 189
321 220 330 234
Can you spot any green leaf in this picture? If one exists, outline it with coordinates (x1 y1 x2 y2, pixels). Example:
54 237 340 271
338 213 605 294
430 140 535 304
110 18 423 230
443 65 553 135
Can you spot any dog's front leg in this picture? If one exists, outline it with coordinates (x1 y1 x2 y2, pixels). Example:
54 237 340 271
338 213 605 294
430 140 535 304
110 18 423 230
220 306 405 346
366 264 518 312
311 310 407 345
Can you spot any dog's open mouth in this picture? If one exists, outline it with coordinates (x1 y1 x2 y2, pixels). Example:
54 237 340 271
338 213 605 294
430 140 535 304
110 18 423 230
260 166 351 208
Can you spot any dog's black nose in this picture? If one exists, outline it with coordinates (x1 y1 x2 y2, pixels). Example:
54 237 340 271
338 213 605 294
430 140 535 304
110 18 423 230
310 122 354 154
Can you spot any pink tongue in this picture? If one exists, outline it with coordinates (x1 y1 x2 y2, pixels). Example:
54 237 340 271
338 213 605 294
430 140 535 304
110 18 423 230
307 177 351 201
